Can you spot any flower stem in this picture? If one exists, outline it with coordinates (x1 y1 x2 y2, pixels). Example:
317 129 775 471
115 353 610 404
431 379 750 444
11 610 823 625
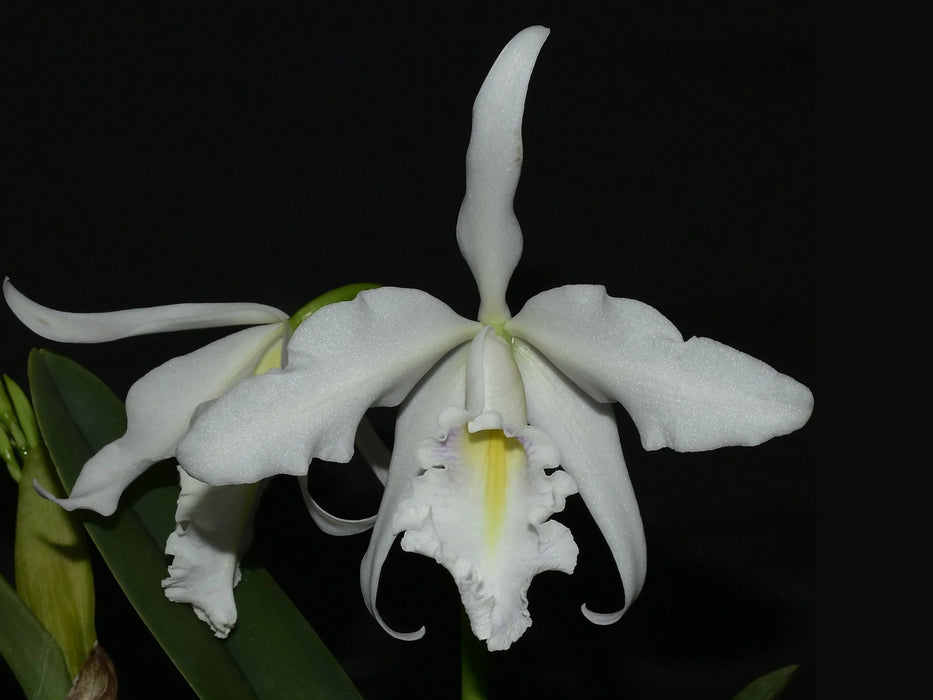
460 608 488 700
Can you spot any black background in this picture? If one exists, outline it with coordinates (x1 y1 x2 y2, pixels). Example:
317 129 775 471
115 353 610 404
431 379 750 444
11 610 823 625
2 4 815 699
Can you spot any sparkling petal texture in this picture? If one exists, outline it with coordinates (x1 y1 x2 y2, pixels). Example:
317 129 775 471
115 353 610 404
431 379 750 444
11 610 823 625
177 288 481 485
360 344 471 642
38 323 285 515
508 285 814 452
514 339 646 623
4 278 286 342
161 468 261 638
456 26 549 324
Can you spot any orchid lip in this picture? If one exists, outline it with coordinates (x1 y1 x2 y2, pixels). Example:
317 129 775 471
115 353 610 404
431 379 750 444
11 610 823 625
399 405 577 650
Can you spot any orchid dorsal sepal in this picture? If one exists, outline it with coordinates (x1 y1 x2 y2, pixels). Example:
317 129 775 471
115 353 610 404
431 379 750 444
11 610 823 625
458 26 549 325
287 282 382 332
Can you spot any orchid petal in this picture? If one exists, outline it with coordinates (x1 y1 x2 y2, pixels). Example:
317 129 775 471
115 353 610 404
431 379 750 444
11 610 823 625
513 339 646 624
456 26 549 324
298 415 389 536
298 475 377 536
177 288 481 485
37 323 285 515
4 278 286 343
355 415 391 487
508 285 814 452
161 468 261 638
360 343 471 642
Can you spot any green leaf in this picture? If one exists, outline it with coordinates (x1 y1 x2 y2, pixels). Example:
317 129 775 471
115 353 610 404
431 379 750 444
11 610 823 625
0 573 74 700
733 664 799 700
28 349 362 700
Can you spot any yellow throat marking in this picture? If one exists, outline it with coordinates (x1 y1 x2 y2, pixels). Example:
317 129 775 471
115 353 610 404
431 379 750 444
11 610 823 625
463 428 526 549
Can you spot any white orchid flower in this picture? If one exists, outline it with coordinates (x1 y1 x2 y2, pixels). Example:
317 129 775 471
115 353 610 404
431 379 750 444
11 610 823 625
175 26 813 651
3 278 383 636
